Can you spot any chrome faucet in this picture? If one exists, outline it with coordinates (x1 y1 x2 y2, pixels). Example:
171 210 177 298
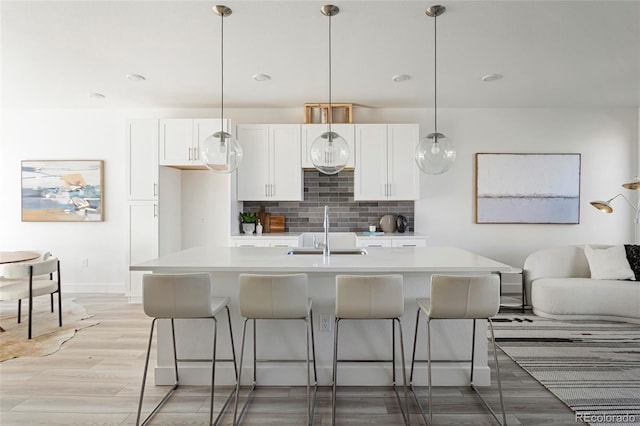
323 205 330 257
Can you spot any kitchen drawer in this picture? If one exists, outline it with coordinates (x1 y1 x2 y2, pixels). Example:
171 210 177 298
392 239 427 248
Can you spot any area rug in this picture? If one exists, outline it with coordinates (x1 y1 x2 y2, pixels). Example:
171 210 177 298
0 297 98 361
493 314 640 426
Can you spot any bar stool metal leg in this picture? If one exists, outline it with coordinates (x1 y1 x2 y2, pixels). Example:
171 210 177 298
136 318 180 426
332 317 409 426
233 315 318 426
331 317 340 426
469 319 507 426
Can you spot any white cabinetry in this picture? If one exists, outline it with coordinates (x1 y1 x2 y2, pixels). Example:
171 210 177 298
356 236 428 248
354 124 420 201
125 120 159 302
231 237 300 247
391 238 427 247
127 201 159 300
358 238 392 248
301 124 355 169
126 120 158 200
237 124 303 201
159 119 233 168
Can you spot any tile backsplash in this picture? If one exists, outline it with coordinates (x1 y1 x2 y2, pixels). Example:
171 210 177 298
242 170 414 232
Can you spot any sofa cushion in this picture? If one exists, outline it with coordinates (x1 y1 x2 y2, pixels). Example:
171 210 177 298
531 278 640 321
584 245 635 280
625 245 640 280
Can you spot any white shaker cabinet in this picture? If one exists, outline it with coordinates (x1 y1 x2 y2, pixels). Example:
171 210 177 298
354 123 420 201
126 200 158 302
126 120 159 302
301 123 355 169
126 119 158 200
159 118 233 167
231 237 300 247
237 124 303 201
159 119 194 166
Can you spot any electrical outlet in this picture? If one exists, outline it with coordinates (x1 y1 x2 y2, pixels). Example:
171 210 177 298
81 258 89 267
319 314 332 332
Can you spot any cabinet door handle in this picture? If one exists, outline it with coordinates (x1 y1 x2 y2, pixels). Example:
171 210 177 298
369 244 383 247
153 204 158 218
153 183 157 197
194 146 199 160
271 184 275 197
265 184 268 197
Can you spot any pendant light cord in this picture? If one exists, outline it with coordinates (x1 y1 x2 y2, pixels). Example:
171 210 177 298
433 14 438 136
220 12 225 132
328 12 333 134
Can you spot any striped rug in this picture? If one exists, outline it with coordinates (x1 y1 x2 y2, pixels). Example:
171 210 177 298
492 315 640 426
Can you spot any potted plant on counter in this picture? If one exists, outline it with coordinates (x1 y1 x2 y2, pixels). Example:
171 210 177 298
240 211 257 234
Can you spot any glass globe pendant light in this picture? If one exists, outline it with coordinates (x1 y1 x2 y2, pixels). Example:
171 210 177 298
201 5 243 174
310 5 350 175
415 5 456 175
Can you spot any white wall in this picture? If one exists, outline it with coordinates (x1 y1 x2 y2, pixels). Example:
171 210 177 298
0 106 637 292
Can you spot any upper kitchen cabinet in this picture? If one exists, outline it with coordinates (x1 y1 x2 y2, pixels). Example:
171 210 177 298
159 119 234 168
354 123 420 201
237 124 303 201
126 119 158 200
301 124 355 169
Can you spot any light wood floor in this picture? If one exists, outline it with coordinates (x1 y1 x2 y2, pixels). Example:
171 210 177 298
0 294 581 425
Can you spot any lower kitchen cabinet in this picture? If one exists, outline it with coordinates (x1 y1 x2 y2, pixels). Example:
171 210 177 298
231 237 300 247
357 236 427 248
126 200 158 301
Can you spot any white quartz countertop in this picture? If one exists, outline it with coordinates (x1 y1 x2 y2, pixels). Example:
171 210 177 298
131 246 511 274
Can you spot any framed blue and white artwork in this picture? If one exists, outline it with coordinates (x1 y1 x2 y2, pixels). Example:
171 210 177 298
21 160 104 222
475 153 580 224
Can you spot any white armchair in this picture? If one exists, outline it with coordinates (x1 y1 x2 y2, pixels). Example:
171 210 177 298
0 256 61 339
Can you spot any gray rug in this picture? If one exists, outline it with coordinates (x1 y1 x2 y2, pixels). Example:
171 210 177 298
492 314 640 426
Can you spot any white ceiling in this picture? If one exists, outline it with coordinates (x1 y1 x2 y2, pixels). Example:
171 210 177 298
2 0 639 110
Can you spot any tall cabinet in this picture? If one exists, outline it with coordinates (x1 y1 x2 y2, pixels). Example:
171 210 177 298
354 123 420 200
125 119 159 302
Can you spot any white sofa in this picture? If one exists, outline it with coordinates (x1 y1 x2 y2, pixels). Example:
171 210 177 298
523 245 640 324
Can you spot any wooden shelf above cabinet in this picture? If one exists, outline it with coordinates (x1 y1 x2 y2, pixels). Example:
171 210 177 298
304 103 353 124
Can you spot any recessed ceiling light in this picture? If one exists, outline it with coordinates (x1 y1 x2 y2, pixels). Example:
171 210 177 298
481 73 503 82
392 74 411 83
126 73 146 82
253 74 271 82
88 93 106 99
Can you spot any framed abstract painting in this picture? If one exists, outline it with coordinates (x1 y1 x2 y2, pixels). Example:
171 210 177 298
21 160 104 222
475 153 580 224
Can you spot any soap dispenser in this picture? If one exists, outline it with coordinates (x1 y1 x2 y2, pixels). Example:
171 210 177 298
256 219 263 235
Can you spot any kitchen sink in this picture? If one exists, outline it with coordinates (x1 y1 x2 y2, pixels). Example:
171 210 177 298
286 248 368 256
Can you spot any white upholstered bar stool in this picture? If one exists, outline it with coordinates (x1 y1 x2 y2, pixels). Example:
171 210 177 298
233 273 317 426
333 274 409 426
409 274 507 426
136 273 237 426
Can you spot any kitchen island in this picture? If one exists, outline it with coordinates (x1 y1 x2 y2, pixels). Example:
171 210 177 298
131 246 512 387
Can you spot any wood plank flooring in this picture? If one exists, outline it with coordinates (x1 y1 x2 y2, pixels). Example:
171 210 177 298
0 294 582 425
